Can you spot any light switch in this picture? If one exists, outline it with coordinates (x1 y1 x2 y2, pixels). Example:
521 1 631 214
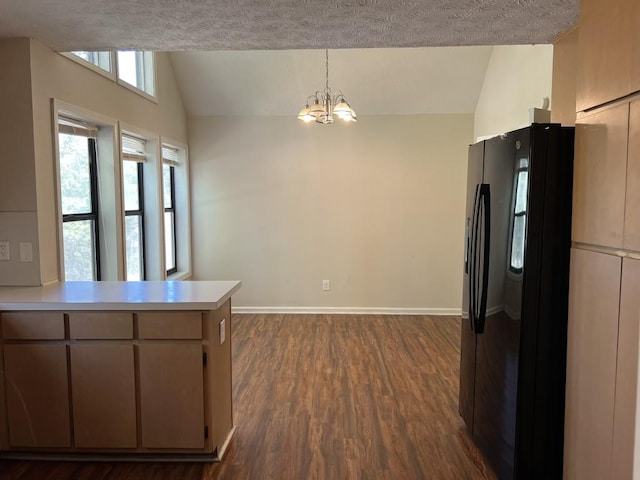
219 318 226 344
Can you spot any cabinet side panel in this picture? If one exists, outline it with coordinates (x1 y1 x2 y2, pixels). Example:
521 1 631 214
564 248 621 479
210 300 233 452
4 344 70 447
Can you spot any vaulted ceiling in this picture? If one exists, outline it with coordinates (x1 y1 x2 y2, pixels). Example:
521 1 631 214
170 47 495 116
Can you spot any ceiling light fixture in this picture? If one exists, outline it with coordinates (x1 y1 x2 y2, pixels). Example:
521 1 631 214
298 49 357 124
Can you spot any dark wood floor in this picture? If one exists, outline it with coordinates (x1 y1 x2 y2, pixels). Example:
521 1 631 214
0 314 495 480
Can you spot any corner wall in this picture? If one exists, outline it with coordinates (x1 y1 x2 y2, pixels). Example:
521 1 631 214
474 45 554 141
189 114 473 312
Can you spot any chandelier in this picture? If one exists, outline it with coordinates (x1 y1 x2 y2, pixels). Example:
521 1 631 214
298 49 357 124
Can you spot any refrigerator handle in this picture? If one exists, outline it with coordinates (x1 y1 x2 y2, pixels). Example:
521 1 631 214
469 184 481 331
476 183 491 334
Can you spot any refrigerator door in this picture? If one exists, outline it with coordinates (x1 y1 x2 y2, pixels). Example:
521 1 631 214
459 141 484 429
472 130 528 480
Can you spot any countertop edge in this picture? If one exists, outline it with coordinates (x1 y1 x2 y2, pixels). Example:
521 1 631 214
0 281 242 311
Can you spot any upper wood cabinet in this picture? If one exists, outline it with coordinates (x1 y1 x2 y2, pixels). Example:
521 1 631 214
564 248 622 480
572 103 629 248
631 1 640 94
625 100 640 251
576 0 634 111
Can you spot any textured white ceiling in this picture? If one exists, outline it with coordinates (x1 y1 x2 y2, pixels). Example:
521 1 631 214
0 0 577 52
170 47 495 116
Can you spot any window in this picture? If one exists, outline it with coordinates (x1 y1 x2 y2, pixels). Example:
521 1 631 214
58 118 101 281
509 158 529 273
69 51 113 74
162 146 178 275
117 51 155 97
122 135 146 280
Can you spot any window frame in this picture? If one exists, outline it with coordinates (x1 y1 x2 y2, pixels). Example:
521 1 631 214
123 160 147 281
116 51 157 102
60 136 102 281
163 163 178 276
61 51 116 81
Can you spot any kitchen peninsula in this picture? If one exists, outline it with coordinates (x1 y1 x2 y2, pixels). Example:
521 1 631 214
0 280 241 461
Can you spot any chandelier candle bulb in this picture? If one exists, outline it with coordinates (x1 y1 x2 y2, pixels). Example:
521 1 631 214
298 49 357 125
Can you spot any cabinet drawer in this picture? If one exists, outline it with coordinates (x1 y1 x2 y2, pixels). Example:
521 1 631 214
69 312 133 339
138 312 202 339
1 312 65 340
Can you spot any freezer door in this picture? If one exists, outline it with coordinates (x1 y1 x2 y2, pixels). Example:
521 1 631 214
472 130 527 480
459 141 484 429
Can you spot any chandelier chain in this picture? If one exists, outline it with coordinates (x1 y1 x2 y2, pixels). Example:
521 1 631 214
325 49 329 93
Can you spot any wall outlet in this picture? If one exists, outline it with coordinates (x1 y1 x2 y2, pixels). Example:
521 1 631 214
0 241 9 261
322 280 330 291
19 242 33 263
219 318 226 344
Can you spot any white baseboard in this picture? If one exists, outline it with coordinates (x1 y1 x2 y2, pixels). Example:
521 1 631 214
231 306 462 316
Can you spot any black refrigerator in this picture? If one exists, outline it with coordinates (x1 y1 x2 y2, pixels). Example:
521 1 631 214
459 123 574 479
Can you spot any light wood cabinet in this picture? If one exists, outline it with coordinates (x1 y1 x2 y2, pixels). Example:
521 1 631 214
564 248 622 480
576 0 634 111
572 103 629 248
631 1 640 94
70 344 137 449
0 303 234 459
4 344 70 447
612 258 640 479
625 100 640 251
138 343 205 449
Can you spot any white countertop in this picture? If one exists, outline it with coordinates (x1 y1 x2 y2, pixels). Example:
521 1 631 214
0 281 242 311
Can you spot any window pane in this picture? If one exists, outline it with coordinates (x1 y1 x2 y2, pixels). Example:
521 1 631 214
63 220 96 281
59 133 92 215
125 215 143 281
122 161 140 211
71 51 111 72
165 211 176 271
117 51 138 88
163 164 173 209
511 215 526 271
514 171 528 214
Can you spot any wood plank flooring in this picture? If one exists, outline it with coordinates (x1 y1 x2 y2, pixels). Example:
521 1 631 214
0 314 495 480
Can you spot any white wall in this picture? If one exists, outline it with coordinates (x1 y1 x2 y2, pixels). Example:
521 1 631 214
474 45 554 141
189 114 473 312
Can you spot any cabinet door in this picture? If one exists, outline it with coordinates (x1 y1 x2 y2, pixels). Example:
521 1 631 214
631 1 640 94
4 344 70 447
138 344 205 449
572 103 629 248
576 0 634 111
625 101 640 251
70 344 137 448
612 258 640 479
564 248 621 480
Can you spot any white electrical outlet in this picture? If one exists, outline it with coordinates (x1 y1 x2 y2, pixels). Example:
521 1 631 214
322 280 330 291
0 241 10 261
219 318 226 344
19 242 33 263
